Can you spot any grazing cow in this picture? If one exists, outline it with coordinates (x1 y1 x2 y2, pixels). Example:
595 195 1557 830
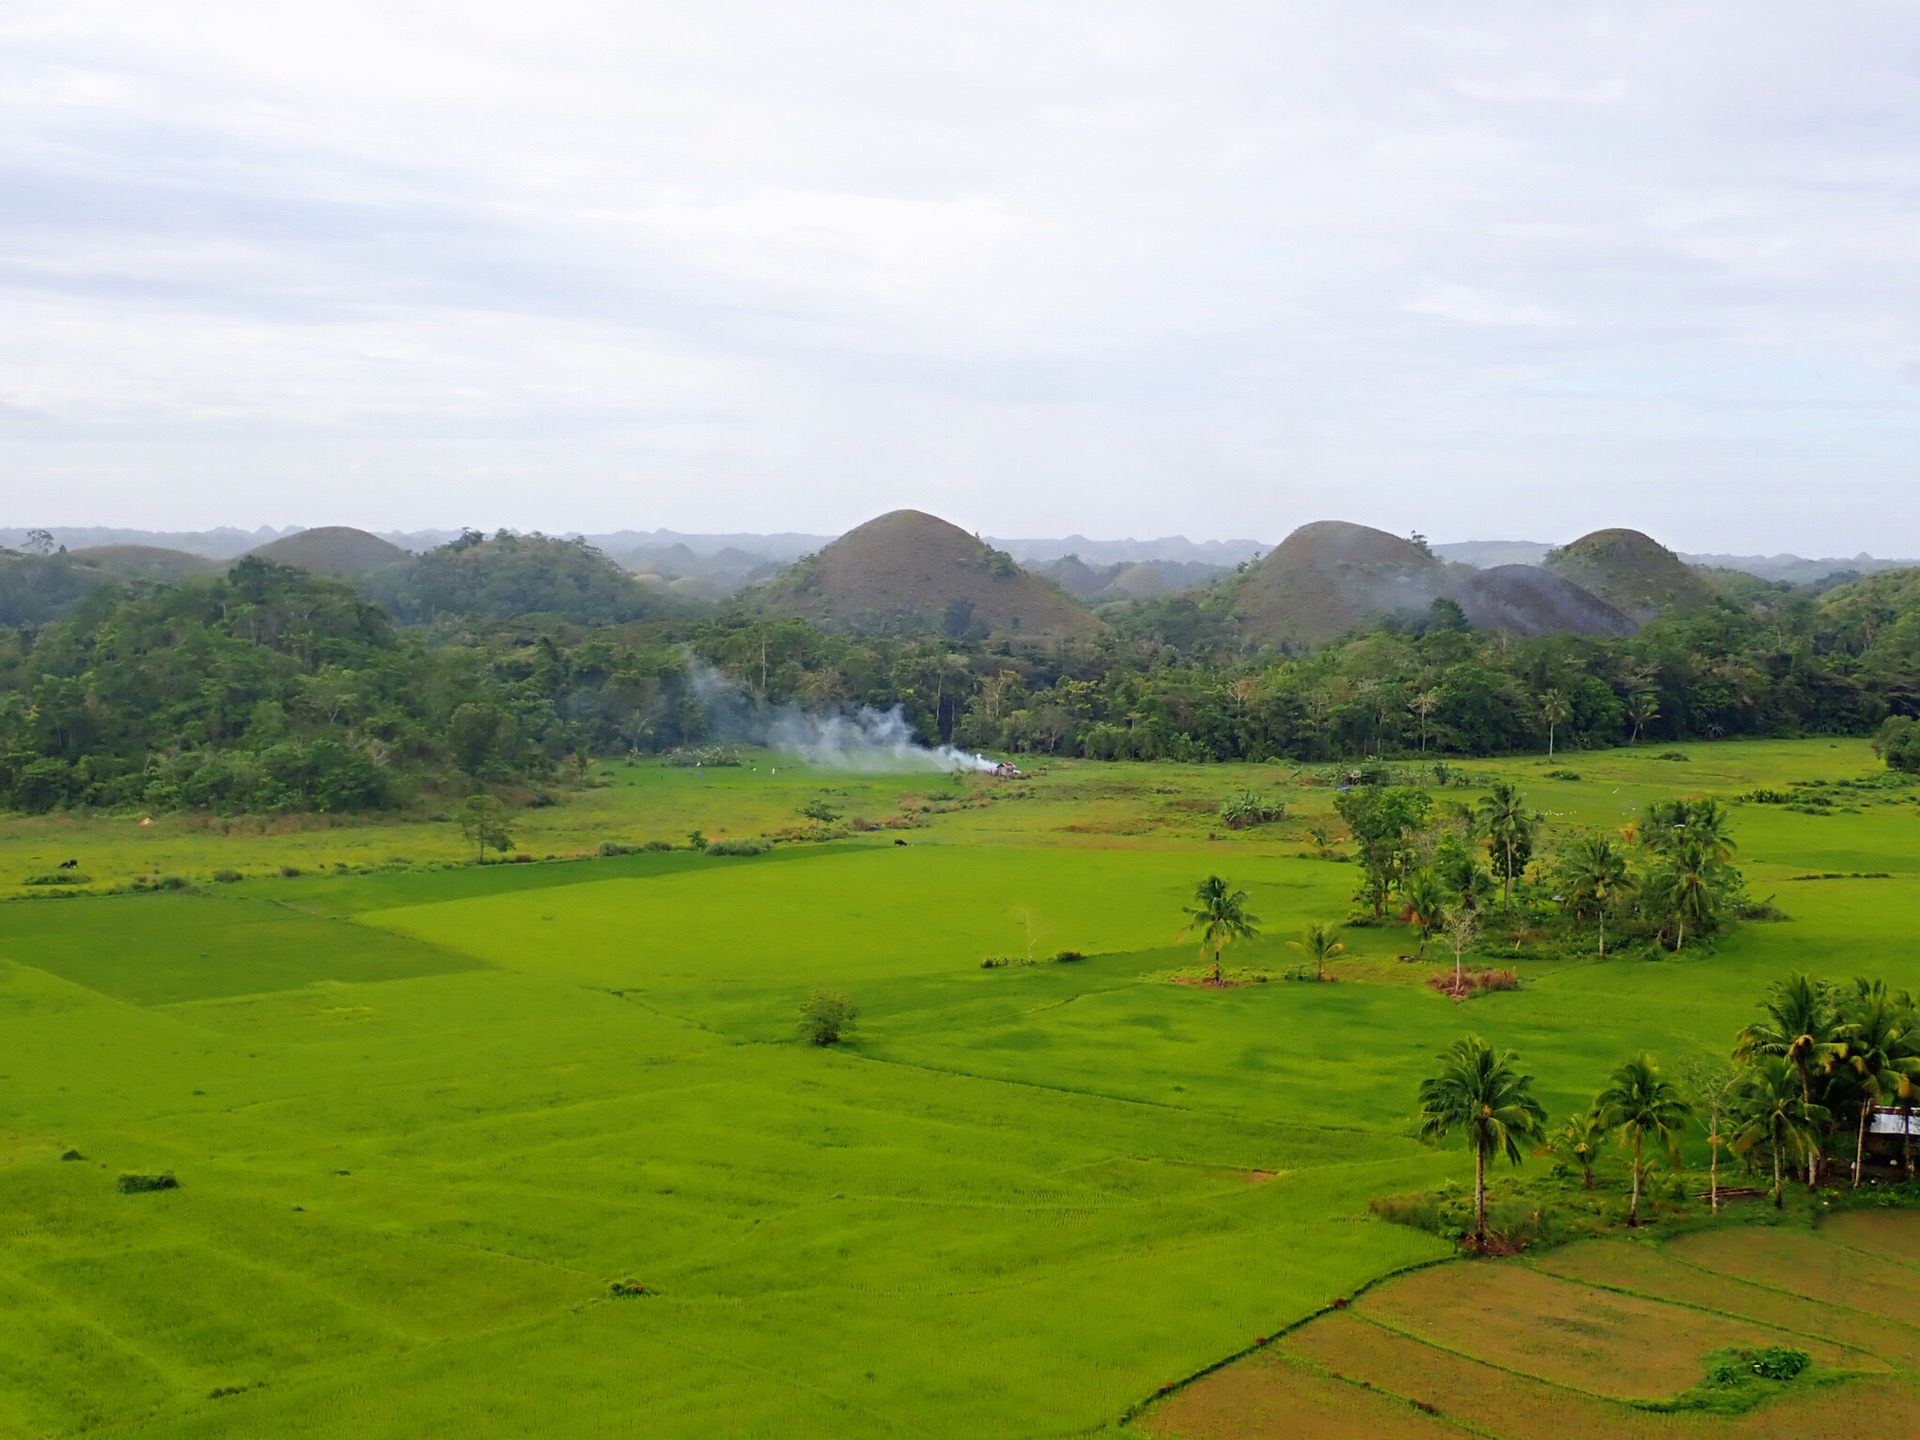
57 858 78 869
893 839 908 847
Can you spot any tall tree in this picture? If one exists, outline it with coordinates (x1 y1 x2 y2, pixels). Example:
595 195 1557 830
1594 1054 1693 1225
1731 1056 1830 1208
1736 973 1841 1185
1400 869 1449 961
1417 1035 1547 1241
1178 875 1259 982
1539 688 1572 758
1555 832 1635 957
1478 782 1536 912
1677 1057 1741 1213
1626 692 1660 743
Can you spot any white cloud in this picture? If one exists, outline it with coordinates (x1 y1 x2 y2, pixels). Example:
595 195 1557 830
2 1 1919 552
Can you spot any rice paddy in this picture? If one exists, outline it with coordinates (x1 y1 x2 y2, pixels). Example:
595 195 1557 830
1 738 1918 1436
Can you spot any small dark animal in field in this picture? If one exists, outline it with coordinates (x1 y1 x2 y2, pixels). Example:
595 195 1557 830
58 858 78 869
894 839 908 846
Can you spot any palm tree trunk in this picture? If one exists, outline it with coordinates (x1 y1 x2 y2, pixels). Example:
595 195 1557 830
1628 1133 1643 1225
1855 1102 1870 1189
1772 1141 1784 1209
1474 1143 1487 1240
1709 1120 1720 1213
1597 910 1605 958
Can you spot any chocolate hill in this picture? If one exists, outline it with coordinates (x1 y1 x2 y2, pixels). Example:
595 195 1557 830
1232 522 1450 644
1232 521 1640 644
1543 528 1713 618
249 526 411 575
756 510 1101 639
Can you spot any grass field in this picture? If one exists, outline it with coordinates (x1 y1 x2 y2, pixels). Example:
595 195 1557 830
0 739 1917 1436
1145 1216 1920 1438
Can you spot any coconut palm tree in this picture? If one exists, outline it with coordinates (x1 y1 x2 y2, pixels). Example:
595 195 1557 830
1677 1057 1740 1213
1594 1054 1693 1225
1557 832 1635 957
1400 869 1449 961
1417 1035 1547 1241
1731 1056 1830 1208
1831 981 1920 1188
1626 692 1660 743
1410 689 1440 754
1736 973 1841 1185
1288 921 1345 983
1478 782 1535 912
1539 688 1572 758
1537 1107 1606 1189
1178 875 1260 982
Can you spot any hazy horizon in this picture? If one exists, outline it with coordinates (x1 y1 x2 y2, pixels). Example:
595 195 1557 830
6 5 1920 551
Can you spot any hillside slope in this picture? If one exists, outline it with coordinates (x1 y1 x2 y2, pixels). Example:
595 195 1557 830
250 527 411 575
1543 528 1712 617
756 510 1101 639
1455 565 1636 638
1232 522 1448 644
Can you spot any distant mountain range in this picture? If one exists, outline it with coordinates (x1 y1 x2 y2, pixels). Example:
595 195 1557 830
4 525 1914 589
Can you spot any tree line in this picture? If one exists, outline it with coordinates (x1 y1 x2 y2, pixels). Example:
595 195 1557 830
2 545 1919 814
1419 973 1920 1243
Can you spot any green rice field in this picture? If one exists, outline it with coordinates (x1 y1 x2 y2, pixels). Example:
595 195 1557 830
2 739 1918 1436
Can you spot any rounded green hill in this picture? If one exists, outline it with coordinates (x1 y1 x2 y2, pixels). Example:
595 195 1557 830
756 509 1101 639
1232 521 1444 644
1543 528 1712 617
249 526 410 575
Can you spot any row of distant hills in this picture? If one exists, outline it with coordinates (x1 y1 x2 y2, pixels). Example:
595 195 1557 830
2 513 1913 644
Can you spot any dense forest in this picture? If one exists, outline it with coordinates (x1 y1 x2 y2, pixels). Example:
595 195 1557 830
1 536 1918 814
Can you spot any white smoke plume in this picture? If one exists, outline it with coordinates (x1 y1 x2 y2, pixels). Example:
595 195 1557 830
688 662 1001 773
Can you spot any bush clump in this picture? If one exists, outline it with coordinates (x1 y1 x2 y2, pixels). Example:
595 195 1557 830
23 872 90 886
799 990 857 1045
707 837 771 856
117 1171 178 1193
662 746 742 768
607 1278 650 1297
211 868 244 883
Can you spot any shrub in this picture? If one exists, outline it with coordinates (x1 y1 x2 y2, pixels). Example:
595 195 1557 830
1218 789 1285 829
130 875 192 892
1655 750 1690 762
607 1278 649 1297
662 746 742 768
707 837 771 856
1543 769 1581 781
211 868 243 883
644 839 675 852
799 990 857 1045
1741 787 1792 804
280 865 303 878
1052 949 1083 963
118 1171 178 1193
597 840 636 857
23 872 90 886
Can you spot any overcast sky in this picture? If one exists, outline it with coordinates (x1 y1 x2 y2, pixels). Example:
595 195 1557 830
4 3 1919 551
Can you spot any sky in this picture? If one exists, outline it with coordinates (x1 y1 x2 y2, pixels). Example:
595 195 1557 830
3 2 1920 552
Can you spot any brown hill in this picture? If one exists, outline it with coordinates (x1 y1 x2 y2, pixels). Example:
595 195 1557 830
1543 529 1712 618
1040 554 1108 599
757 510 1101 639
1233 522 1447 644
249 526 410 575
1455 565 1636 638
66 545 219 581
1101 562 1171 601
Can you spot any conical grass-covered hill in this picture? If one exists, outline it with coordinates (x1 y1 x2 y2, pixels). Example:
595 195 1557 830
756 510 1102 639
249 526 411 576
1543 528 1713 619
1231 521 1449 645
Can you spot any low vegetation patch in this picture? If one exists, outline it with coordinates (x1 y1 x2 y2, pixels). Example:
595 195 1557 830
117 1172 178 1194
